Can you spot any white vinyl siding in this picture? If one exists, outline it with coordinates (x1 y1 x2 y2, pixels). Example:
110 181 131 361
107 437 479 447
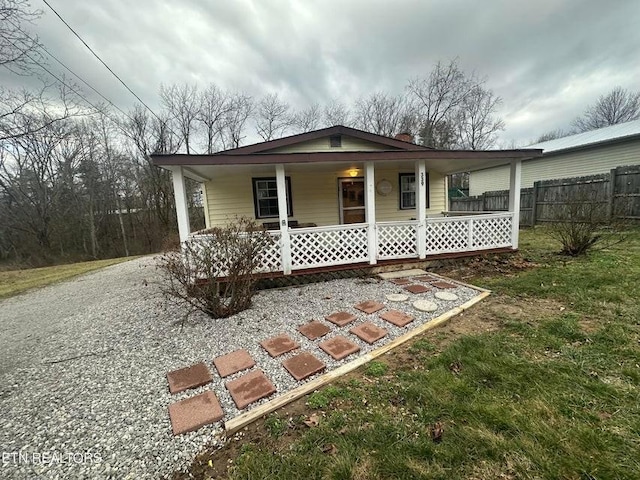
264 135 394 153
469 139 640 196
204 166 447 227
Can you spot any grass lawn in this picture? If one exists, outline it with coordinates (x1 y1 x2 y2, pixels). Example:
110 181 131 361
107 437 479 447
0 256 139 299
178 228 640 479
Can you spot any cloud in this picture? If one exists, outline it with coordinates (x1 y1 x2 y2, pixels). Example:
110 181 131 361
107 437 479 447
2 0 638 145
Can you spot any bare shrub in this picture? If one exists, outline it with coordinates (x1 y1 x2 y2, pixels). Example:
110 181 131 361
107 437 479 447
158 217 275 318
547 189 626 256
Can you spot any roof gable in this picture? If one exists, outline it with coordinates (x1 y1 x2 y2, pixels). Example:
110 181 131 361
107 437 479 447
216 125 431 155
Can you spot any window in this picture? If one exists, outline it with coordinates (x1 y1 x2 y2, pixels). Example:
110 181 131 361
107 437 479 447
252 177 293 218
329 135 342 147
399 173 429 210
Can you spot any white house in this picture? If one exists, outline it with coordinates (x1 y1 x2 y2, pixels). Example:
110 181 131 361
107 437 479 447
470 119 640 196
152 126 541 276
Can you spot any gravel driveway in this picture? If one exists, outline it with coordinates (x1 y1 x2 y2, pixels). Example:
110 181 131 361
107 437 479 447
0 256 481 479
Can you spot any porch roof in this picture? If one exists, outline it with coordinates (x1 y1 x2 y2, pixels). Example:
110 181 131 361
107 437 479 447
152 148 542 180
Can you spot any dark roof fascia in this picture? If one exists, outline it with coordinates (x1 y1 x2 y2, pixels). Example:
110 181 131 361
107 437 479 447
152 149 543 166
215 125 432 155
538 133 640 158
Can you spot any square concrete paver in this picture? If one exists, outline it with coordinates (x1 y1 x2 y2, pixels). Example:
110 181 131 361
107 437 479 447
390 278 412 285
431 280 457 289
319 335 361 360
380 309 415 327
404 284 432 294
282 352 326 381
350 322 388 344
225 370 277 409
325 311 357 327
213 349 256 378
298 320 331 340
167 362 213 394
260 333 300 357
168 391 223 435
354 300 385 314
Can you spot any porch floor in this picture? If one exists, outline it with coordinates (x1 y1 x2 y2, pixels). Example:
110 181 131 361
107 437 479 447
166 270 490 435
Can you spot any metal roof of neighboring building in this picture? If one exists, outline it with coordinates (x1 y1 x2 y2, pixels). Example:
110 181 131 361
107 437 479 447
527 118 640 154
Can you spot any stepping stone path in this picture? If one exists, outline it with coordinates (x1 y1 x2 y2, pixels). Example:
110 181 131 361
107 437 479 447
355 300 385 314
404 284 431 294
282 352 326 381
319 335 361 360
325 311 357 327
168 391 223 435
166 272 468 435
386 293 409 302
167 362 212 394
413 300 438 312
213 349 255 378
380 309 415 327
350 322 388 344
260 333 300 357
435 291 459 301
225 370 277 409
298 320 331 340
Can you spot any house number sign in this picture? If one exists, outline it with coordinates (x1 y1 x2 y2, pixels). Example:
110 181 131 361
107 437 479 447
420 172 425 186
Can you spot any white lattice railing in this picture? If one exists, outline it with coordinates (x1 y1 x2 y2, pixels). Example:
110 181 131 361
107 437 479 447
377 221 418 260
289 223 369 270
425 212 513 255
188 231 282 274
187 213 514 275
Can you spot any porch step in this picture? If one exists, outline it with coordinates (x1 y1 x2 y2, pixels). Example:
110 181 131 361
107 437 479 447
377 268 428 280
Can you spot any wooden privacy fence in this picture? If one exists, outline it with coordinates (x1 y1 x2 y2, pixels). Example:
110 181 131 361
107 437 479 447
450 164 640 226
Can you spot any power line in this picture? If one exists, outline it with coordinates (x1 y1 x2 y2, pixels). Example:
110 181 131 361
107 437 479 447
41 0 163 123
5 17 134 122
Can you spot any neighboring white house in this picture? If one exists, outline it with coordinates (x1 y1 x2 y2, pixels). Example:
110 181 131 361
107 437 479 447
469 119 640 196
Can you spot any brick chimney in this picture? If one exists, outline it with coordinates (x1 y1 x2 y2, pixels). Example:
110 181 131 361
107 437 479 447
394 132 414 143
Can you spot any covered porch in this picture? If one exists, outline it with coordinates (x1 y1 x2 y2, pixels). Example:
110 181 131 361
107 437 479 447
157 148 537 276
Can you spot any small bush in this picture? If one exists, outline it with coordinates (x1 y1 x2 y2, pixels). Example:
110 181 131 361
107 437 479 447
158 217 274 318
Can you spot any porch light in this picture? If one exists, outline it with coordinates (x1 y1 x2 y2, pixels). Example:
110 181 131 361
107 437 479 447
349 168 359 177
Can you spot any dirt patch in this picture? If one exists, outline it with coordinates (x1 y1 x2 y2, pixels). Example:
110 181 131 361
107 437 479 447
431 252 540 282
172 293 566 480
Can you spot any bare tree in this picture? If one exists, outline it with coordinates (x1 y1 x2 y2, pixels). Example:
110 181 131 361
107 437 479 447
353 92 415 137
572 86 640 132
291 103 321 133
408 59 504 149
219 93 252 150
160 83 200 154
534 128 568 143
0 0 41 73
455 85 504 149
323 99 351 127
196 83 232 153
254 93 292 141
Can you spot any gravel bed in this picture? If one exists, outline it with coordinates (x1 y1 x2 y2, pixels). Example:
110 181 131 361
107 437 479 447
0 257 482 479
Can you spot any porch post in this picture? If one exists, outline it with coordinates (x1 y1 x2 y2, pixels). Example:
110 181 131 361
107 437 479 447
415 159 427 258
508 159 522 249
365 161 377 265
275 164 292 274
170 166 191 242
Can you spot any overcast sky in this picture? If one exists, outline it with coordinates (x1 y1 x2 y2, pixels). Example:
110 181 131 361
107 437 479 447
4 0 640 146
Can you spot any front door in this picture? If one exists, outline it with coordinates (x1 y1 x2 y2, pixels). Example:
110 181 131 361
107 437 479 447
339 178 365 224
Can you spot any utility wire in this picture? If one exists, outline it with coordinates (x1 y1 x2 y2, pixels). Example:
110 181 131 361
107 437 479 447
41 0 163 123
5 17 134 122
2 38 135 138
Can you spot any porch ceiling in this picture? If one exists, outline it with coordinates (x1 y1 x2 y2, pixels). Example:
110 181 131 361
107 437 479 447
153 149 541 181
